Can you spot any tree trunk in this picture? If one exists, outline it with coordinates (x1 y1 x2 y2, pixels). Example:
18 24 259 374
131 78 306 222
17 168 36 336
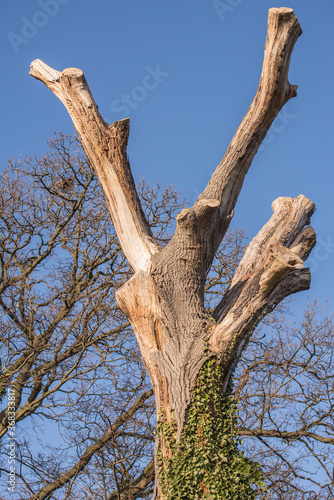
30 8 316 498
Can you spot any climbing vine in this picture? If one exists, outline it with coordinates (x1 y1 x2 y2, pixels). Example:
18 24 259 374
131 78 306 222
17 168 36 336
157 357 265 499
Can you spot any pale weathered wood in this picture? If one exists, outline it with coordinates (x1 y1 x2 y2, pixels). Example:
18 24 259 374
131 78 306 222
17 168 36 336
210 195 315 360
191 7 302 270
231 195 315 287
115 271 171 417
30 8 316 498
29 60 159 274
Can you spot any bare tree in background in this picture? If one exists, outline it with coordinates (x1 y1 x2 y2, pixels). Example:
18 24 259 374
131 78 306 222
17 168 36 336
237 302 334 499
1 6 333 499
0 135 183 499
0 135 333 499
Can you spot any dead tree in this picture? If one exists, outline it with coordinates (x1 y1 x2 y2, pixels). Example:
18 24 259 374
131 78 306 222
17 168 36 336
30 8 316 498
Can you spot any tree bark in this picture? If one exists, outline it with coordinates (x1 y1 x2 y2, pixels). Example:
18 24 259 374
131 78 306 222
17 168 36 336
30 7 316 498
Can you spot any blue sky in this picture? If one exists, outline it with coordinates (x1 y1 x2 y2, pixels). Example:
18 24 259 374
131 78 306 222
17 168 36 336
1 0 333 314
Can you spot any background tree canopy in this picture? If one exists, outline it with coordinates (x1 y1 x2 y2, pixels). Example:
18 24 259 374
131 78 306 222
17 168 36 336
0 136 333 499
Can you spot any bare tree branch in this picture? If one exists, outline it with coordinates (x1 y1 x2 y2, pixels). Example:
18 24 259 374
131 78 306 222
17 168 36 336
29 63 160 273
28 390 153 500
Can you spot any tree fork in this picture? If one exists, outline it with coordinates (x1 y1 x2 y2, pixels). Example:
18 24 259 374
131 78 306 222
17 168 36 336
30 7 316 498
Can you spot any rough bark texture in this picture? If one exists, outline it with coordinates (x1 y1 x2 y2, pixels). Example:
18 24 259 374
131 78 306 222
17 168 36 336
30 8 316 498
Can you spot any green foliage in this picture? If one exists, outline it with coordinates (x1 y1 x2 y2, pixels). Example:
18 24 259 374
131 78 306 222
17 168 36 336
157 358 265 499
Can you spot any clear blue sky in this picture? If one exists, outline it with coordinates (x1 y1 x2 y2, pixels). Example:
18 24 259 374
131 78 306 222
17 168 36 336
1 1 333 313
